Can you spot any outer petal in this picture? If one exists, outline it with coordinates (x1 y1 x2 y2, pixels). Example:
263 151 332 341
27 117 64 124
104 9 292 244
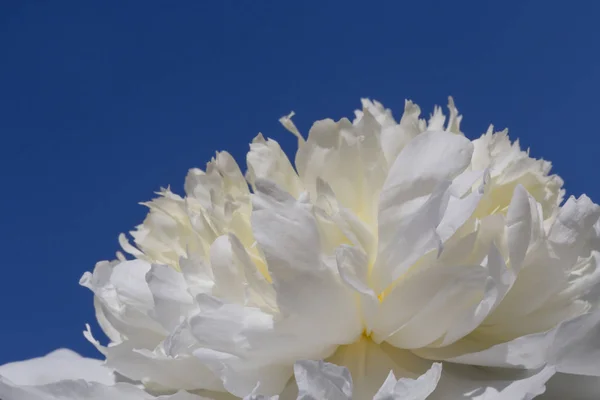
85 326 223 392
418 310 600 372
80 259 166 348
549 309 600 376
373 362 441 400
429 364 555 400
0 378 208 400
193 347 291 398
294 360 353 400
81 259 223 392
189 299 289 396
0 350 209 400
0 349 114 386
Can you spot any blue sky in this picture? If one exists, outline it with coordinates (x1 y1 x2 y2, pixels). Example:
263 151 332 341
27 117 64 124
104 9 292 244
1 1 599 364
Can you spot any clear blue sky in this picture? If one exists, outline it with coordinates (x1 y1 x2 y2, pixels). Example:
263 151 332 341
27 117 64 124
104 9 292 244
1 1 599 365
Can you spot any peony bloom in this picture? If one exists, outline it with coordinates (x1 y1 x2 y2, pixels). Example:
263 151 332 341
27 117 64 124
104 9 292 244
3 98 600 399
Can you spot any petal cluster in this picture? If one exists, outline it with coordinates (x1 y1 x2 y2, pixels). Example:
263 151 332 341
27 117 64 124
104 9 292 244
6 98 599 399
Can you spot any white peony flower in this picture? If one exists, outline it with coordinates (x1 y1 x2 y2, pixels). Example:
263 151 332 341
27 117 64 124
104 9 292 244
3 98 599 399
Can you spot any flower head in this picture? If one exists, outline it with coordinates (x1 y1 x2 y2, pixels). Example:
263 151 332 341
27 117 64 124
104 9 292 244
77 98 600 399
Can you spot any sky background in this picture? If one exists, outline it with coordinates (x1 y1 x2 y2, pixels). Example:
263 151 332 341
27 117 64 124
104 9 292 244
1 1 600 365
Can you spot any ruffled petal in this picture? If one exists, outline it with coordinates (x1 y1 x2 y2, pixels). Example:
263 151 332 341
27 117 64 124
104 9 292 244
294 360 353 400
373 362 441 400
251 179 362 344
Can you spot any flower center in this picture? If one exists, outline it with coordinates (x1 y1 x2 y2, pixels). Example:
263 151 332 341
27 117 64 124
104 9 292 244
326 334 432 399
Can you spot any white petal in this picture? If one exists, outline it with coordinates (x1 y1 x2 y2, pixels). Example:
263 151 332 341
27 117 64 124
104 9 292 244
251 179 320 281
294 116 387 224
429 364 555 400
243 382 280 400
193 347 291 397
376 131 473 291
446 97 463 134
80 260 166 347
0 350 208 400
189 298 274 357
246 134 303 197
209 234 276 310
378 264 489 349
179 252 215 297
373 362 441 400
436 176 485 243
336 245 375 297
214 151 249 198
357 99 396 129
550 309 600 376
110 260 155 309
279 111 305 146
210 235 247 304
84 324 222 392
379 100 422 165
505 185 533 272
185 167 220 208
335 245 379 334
372 258 490 349
251 179 361 342
485 367 555 400
294 360 352 400
190 300 293 396
436 244 510 347
130 191 193 267
374 180 450 293
485 188 576 328
0 377 208 400
145 264 198 332
485 248 566 328
549 195 600 264
378 130 473 235
0 349 114 386
429 311 599 371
